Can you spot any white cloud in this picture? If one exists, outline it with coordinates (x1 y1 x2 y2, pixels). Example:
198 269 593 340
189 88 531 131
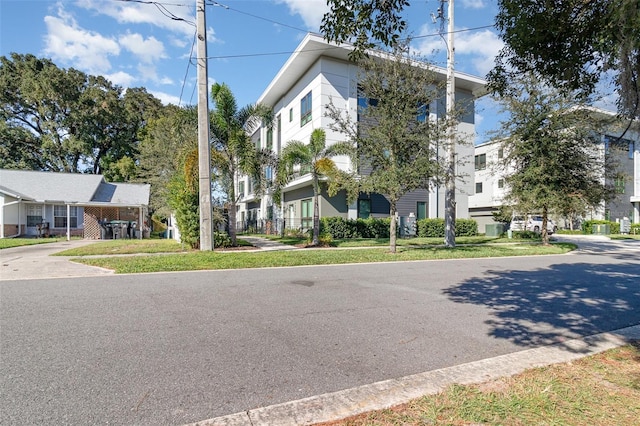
148 90 182 106
461 0 486 9
275 0 329 31
43 12 119 75
105 71 135 87
76 0 196 37
119 32 167 63
414 26 503 76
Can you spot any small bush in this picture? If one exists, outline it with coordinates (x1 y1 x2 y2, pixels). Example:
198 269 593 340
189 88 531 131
416 218 478 237
631 223 640 235
513 230 539 239
581 220 620 235
320 217 391 239
214 232 233 248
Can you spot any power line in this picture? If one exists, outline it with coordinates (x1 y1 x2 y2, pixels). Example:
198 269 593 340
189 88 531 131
200 24 496 60
179 31 197 106
206 1 310 34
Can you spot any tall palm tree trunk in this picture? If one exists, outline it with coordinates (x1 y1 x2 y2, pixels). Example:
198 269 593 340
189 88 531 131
312 176 320 246
389 199 398 253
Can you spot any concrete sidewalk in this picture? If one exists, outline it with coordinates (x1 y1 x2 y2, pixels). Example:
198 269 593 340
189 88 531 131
0 240 114 281
239 236 298 251
187 325 640 426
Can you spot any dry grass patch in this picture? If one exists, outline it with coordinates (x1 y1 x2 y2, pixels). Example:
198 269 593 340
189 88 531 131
317 342 640 426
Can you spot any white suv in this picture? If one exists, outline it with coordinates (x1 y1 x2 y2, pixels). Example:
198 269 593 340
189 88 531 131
510 215 557 234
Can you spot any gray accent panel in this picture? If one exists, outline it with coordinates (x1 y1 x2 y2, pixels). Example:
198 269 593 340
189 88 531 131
396 190 429 217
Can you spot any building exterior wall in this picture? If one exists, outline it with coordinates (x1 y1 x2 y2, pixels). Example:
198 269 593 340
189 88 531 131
236 34 484 228
470 118 640 231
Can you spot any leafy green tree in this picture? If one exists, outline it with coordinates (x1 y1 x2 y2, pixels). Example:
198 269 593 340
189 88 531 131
168 148 200 248
276 128 355 246
495 74 613 245
321 0 410 58
209 83 272 246
0 53 164 174
490 0 640 120
137 105 198 218
326 45 449 253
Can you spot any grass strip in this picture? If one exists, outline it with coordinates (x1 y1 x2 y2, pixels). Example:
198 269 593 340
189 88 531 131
0 237 66 249
72 243 575 274
318 342 640 426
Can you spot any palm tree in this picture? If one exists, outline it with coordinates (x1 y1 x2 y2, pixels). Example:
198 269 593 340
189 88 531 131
209 83 272 246
276 128 355 246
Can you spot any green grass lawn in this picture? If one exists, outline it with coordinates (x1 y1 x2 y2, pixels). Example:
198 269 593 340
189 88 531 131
71 242 575 274
318 342 640 426
261 234 536 247
610 234 640 240
0 237 67 249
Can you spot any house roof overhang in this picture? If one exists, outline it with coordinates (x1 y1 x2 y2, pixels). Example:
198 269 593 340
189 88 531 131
257 33 487 107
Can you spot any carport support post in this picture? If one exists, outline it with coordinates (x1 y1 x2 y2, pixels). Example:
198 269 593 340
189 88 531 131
66 204 70 241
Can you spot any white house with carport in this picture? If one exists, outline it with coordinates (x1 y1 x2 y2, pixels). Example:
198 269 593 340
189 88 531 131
0 169 150 240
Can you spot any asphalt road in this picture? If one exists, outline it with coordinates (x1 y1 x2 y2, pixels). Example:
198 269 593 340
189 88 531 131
1 238 639 425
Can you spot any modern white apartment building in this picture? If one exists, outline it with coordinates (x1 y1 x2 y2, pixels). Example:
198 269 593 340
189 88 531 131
469 111 640 232
235 33 486 231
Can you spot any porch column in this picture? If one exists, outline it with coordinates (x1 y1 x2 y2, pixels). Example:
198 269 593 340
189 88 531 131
66 204 71 241
139 206 143 239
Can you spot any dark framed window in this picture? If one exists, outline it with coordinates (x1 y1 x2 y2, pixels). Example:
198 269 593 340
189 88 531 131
497 147 504 159
266 128 273 150
300 91 312 126
417 201 427 220
475 182 483 194
474 154 486 171
615 175 626 194
289 108 293 122
54 205 78 228
301 198 313 229
498 179 504 189
238 181 245 197
358 199 371 219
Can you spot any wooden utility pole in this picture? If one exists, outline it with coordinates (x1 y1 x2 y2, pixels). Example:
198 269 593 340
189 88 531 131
443 0 456 248
196 0 213 250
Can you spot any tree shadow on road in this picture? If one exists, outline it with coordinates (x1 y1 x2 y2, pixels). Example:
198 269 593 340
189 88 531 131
443 261 640 353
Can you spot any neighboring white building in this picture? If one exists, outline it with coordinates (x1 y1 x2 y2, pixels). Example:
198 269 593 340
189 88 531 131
235 33 486 231
0 169 150 239
469 111 640 233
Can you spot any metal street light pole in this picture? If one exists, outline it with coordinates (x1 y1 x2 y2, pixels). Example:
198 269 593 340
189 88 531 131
196 0 213 250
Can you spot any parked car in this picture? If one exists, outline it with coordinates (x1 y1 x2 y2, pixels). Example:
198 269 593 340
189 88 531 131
510 215 557 234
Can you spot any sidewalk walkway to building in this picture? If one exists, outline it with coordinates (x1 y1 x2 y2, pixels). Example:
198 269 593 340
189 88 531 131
238 236 298 251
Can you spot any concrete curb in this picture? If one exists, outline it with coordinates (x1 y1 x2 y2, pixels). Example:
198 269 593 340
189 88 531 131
186 324 640 426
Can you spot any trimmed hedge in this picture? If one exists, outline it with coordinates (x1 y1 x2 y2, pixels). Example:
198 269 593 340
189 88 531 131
416 218 478 237
632 223 640 235
320 217 391 239
581 220 620 235
319 216 478 239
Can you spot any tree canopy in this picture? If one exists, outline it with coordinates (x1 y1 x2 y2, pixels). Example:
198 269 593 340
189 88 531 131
489 0 640 120
495 74 614 244
0 53 163 175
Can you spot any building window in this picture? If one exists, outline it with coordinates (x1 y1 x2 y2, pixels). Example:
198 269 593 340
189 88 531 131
497 147 504 159
266 128 273 150
27 205 43 227
289 108 293 122
417 102 429 122
417 201 427 220
300 91 312 126
255 136 261 150
475 182 483 194
498 179 504 189
54 205 78 228
358 199 371 219
615 175 625 194
276 115 282 153
605 135 633 158
357 89 378 121
238 181 245 197
301 198 313 229
474 153 486 171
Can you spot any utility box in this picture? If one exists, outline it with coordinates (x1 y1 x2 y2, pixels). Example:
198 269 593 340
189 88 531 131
621 217 631 234
592 224 610 235
485 223 505 237
399 216 416 238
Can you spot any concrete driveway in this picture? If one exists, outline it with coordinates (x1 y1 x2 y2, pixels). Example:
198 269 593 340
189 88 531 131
0 240 113 281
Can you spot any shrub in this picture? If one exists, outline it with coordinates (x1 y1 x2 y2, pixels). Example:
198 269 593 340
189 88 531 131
416 218 478 237
581 220 620 235
632 223 640 235
320 217 391 239
214 232 233 248
513 230 539 239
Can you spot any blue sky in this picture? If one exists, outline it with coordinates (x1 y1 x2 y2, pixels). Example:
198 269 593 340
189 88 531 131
1 0 507 142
